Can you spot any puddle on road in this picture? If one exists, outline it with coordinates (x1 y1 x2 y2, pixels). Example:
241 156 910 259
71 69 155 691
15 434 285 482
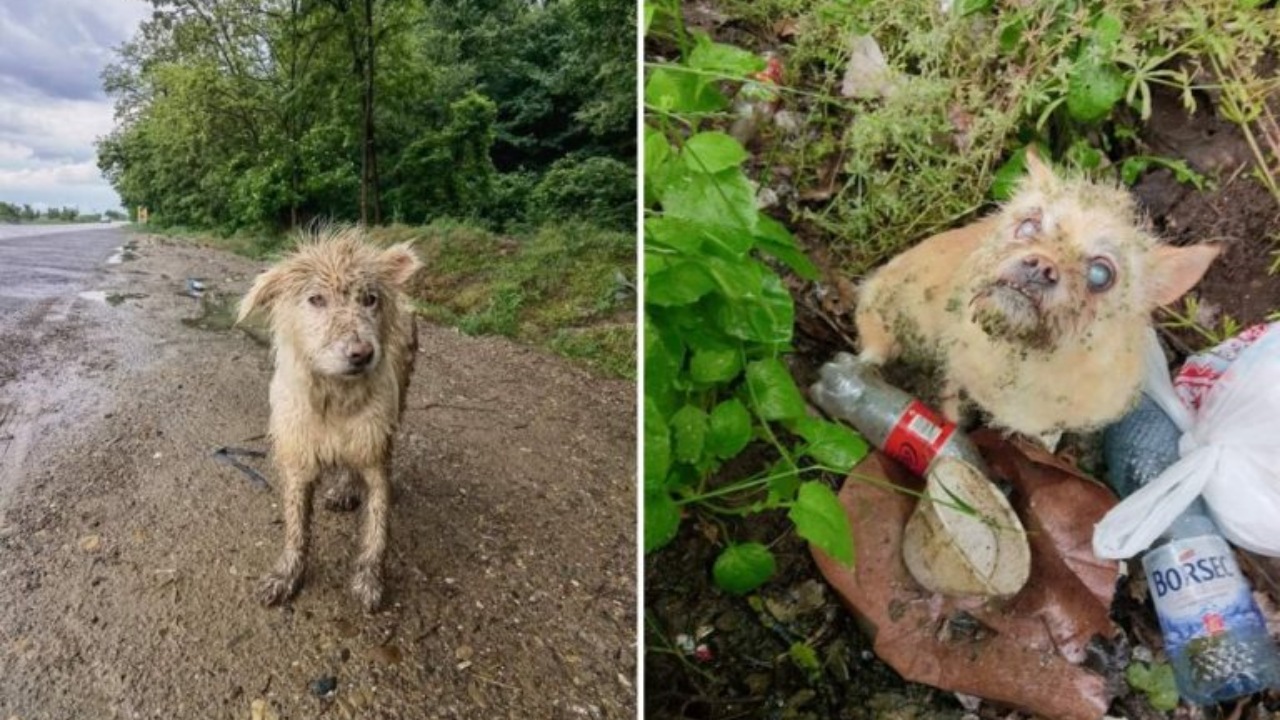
77 291 148 306
106 242 139 266
181 290 269 346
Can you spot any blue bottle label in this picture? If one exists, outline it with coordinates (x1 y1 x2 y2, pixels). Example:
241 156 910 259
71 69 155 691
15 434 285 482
1142 535 1268 655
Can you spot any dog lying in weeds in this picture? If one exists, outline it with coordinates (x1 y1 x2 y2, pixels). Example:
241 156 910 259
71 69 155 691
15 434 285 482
237 225 421 612
855 148 1219 440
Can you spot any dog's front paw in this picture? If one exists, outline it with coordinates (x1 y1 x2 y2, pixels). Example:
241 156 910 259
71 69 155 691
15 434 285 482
350 567 384 613
257 571 301 607
323 486 361 512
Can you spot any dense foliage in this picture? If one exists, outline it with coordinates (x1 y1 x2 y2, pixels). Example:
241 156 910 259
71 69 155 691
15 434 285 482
643 5 869 593
97 0 636 233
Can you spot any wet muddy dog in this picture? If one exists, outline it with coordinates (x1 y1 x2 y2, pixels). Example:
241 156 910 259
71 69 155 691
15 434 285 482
237 226 421 611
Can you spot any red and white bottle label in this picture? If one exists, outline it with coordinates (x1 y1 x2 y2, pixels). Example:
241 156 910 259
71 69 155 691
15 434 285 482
884 401 955 476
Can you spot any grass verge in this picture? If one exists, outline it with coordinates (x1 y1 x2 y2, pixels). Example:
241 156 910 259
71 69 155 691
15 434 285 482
141 220 636 380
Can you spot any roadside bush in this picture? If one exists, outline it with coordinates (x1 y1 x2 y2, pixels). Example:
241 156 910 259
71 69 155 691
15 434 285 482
529 156 635 230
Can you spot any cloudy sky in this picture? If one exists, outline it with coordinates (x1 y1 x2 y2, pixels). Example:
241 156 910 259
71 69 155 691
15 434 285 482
0 0 152 212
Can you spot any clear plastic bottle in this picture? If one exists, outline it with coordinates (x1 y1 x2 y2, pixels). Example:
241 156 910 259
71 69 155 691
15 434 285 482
1104 393 1280 704
809 352 987 477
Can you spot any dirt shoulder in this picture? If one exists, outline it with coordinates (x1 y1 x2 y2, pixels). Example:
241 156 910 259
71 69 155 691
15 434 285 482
0 233 636 719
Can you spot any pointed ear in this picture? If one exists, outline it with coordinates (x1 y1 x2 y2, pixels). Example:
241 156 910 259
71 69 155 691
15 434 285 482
379 242 422 287
1023 145 1055 187
1146 243 1221 307
237 266 288 324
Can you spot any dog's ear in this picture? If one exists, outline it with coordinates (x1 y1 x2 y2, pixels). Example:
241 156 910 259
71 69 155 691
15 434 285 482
379 243 423 288
1145 243 1221 307
238 266 289 324
1023 145 1056 188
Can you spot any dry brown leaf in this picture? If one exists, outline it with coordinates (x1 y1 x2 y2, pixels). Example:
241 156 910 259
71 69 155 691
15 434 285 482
811 430 1122 720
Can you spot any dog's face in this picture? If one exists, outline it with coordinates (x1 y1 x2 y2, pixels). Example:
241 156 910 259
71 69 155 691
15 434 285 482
966 150 1219 350
237 228 422 378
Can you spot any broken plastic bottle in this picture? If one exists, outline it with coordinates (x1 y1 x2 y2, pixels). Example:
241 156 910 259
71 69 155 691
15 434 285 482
809 352 988 477
1104 393 1280 705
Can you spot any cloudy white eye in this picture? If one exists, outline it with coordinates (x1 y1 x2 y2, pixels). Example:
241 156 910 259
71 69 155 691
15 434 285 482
1086 257 1116 292
1015 218 1039 239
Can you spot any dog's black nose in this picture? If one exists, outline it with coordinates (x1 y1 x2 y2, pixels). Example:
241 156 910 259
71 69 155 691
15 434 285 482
347 342 374 368
1020 255 1058 287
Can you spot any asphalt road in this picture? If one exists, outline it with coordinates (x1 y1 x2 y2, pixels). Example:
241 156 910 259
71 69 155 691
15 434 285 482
0 223 130 315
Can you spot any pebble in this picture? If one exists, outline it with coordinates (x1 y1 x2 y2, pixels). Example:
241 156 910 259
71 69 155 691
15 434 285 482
309 675 338 698
249 699 279 720
78 535 101 553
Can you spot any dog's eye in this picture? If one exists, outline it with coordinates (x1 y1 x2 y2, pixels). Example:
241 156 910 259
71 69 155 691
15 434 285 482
1086 258 1116 292
1015 218 1040 239
308 294 326 308
360 292 378 308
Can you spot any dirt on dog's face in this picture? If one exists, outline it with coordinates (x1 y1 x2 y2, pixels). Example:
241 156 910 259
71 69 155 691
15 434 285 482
963 153 1170 352
237 229 421 380
295 278 385 377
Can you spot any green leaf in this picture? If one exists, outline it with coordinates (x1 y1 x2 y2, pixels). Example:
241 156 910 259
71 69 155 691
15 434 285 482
683 132 749 174
959 0 994 16
789 481 854 565
644 128 675 202
645 217 706 254
755 216 819 280
788 641 821 674
707 398 752 459
714 273 794 345
644 487 681 553
766 462 800 507
745 358 806 421
712 543 776 595
998 16 1026 55
1092 13 1123 51
1126 662 1178 712
644 396 672 489
704 255 765 300
643 312 684 412
690 347 742 384
670 404 708 464
643 4 656 34
1066 57 1127 123
660 167 758 234
687 34 766 77
795 417 869 472
645 67 727 114
1065 138 1103 170
646 260 716 306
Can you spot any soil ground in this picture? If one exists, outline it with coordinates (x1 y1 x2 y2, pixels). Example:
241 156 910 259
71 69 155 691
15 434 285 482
644 12 1280 720
0 229 636 719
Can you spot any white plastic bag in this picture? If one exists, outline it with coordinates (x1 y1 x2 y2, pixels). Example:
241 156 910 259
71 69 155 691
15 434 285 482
1092 324 1280 559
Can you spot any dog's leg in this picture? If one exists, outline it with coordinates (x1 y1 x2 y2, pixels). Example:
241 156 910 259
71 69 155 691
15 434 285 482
323 467 362 512
351 463 390 612
258 466 317 606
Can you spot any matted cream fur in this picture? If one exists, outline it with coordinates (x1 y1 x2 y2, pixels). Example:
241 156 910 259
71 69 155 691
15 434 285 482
237 225 422 611
855 149 1220 437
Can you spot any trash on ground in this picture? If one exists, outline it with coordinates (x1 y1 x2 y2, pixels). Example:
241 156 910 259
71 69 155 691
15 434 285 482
811 431 1119 720
1094 325 1280 559
308 676 337 699
902 456 1029 597
1100 331 1280 705
839 34 896 99
185 278 206 298
813 353 1028 596
212 446 270 491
